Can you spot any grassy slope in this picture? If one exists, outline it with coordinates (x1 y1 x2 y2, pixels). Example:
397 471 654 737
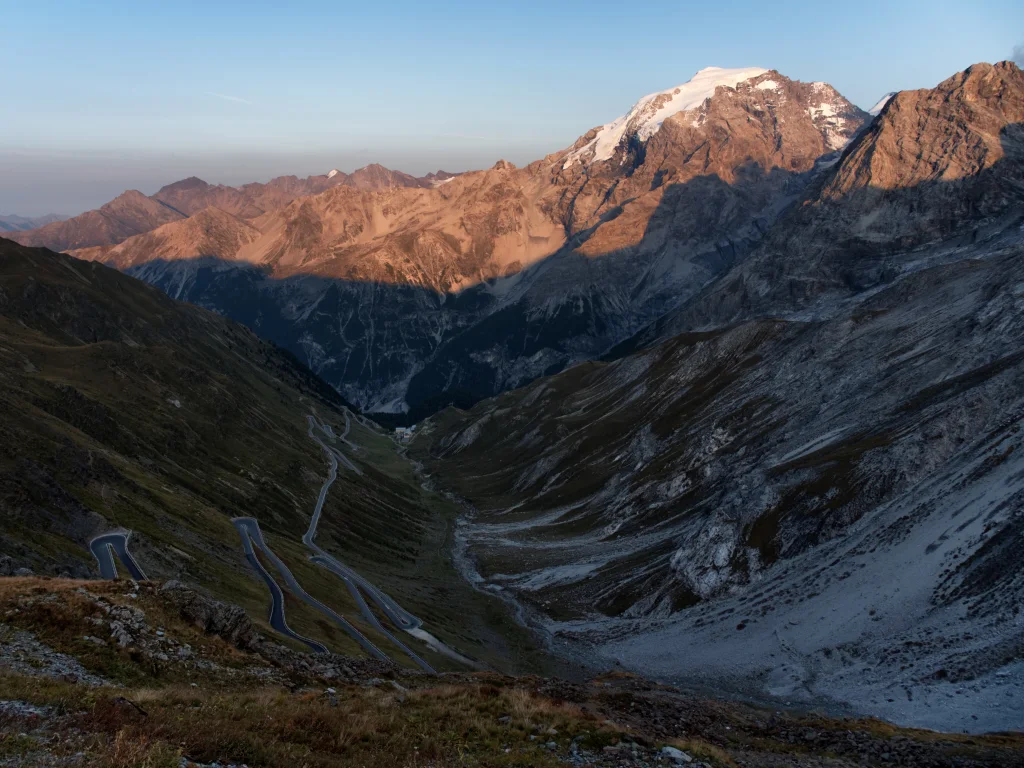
0 238 551 673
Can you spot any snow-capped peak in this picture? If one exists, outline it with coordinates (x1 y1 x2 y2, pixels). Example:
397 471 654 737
327 169 341 179
563 66 768 169
868 92 897 116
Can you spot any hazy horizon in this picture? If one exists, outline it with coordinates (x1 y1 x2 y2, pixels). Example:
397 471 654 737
3 0 1021 216
0 145 552 217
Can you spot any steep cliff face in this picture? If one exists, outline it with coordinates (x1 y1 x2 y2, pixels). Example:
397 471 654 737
98 67 868 413
630 61 1024 344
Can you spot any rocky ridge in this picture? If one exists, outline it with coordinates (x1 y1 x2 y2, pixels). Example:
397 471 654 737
10 190 186 251
71 207 261 269
9 164 439 253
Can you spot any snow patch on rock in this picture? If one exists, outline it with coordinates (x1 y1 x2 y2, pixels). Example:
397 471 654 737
869 92 897 116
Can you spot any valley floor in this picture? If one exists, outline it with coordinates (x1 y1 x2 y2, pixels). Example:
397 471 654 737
448 471 1024 736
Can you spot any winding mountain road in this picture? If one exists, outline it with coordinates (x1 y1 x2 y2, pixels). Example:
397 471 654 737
304 413 434 672
233 516 388 660
233 408 475 672
89 532 147 581
233 520 328 653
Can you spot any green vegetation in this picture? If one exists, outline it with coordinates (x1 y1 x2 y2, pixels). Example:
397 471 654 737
0 241 553 674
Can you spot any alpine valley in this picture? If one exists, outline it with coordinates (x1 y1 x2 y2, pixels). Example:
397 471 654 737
3 55 1024 763
413 61 1024 732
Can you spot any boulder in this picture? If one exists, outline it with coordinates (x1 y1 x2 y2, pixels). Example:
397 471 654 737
158 580 259 649
662 745 693 763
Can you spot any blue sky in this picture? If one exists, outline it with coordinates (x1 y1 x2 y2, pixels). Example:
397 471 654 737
2 0 1021 215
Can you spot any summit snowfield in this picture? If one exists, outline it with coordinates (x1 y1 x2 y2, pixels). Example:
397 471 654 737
562 66 768 167
868 91 897 115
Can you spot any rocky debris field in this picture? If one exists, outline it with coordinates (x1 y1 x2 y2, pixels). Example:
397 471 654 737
0 625 109 687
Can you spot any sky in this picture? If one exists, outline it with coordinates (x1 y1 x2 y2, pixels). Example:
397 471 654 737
2 0 1021 216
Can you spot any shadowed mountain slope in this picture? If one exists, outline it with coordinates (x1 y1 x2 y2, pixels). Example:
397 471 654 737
0 237 548 672
413 221 1024 733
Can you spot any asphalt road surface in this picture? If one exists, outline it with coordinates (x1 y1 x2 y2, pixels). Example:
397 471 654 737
89 532 147 581
304 414 434 672
233 516 388 661
233 519 328 653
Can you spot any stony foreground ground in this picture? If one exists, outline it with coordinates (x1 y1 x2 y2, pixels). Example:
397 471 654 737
0 576 1021 768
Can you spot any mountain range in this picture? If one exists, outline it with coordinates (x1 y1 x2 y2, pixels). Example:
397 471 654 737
14 66 873 416
4 59 1023 735
0 212 67 233
7 164 456 253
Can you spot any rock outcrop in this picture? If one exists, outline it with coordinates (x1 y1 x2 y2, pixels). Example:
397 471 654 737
159 580 261 650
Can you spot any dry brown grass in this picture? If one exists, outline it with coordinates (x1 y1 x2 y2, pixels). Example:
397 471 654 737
802 714 1024 749
55 681 615 767
4 670 1024 767
4 576 1023 767
104 730 181 768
